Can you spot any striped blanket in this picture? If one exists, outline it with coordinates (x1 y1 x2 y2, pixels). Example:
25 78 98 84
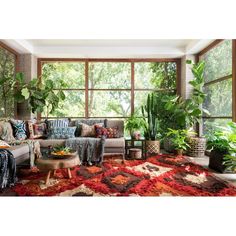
0 149 17 189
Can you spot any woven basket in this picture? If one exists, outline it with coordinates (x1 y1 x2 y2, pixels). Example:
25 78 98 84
187 137 206 157
146 140 160 154
163 138 174 153
129 148 142 159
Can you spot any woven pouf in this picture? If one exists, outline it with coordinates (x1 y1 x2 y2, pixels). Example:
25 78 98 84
129 148 142 159
187 137 206 157
146 140 160 154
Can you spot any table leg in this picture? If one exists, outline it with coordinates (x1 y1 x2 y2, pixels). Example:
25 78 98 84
45 170 51 185
53 169 57 176
67 168 72 179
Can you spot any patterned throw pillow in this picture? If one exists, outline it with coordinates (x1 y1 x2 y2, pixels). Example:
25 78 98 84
10 119 27 141
28 121 47 139
0 140 11 148
0 121 15 142
47 127 76 139
95 125 119 138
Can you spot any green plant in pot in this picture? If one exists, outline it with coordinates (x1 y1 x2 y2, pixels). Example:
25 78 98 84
14 72 67 118
125 114 145 140
167 129 190 156
141 93 160 154
207 122 236 173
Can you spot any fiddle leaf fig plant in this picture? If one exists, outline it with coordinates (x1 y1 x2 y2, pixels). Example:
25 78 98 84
14 72 67 117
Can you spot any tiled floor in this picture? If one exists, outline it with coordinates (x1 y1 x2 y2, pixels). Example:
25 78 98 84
188 155 236 187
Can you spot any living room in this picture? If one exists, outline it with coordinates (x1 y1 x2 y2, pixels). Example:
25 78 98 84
1 0 236 235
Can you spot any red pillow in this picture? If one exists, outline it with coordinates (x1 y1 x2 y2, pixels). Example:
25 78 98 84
95 125 119 138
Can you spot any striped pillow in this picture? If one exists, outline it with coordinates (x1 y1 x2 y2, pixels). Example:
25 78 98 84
46 119 69 129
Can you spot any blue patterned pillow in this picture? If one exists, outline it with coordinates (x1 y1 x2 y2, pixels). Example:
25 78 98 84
47 127 76 139
10 119 27 140
46 119 69 129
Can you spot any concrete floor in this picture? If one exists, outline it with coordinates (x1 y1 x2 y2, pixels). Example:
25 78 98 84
188 155 236 187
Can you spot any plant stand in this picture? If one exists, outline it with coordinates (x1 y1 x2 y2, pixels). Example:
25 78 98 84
125 138 146 159
187 137 206 157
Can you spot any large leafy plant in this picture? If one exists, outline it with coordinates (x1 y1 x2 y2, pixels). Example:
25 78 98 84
14 72 67 117
141 93 160 140
167 128 191 151
164 60 209 134
206 122 236 172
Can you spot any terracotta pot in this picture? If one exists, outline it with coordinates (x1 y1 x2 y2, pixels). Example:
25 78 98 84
146 140 160 154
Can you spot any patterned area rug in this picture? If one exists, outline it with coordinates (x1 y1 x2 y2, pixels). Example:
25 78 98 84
11 154 236 196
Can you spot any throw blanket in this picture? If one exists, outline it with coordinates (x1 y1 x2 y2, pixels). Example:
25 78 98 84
65 137 105 165
0 149 17 189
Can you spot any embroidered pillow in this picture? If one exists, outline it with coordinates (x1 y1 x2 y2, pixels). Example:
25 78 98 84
95 126 119 138
0 140 11 148
0 121 15 142
10 119 27 140
28 121 47 139
47 127 76 139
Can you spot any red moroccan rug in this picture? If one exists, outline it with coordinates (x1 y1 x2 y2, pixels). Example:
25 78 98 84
11 154 236 196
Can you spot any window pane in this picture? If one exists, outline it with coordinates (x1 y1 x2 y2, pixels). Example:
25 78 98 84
203 79 232 117
89 91 131 117
134 91 151 116
0 47 15 117
200 40 232 83
42 62 85 89
134 62 176 89
203 118 232 134
89 62 131 89
44 91 85 117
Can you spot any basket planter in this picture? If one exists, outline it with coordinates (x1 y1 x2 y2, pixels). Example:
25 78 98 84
209 149 228 173
187 137 206 157
146 140 160 154
163 137 174 153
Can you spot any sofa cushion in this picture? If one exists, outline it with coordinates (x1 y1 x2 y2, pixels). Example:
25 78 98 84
0 120 16 142
9 144 29 158
28 121 47 139
106 120 124 137
39 139 66 148
46 119 69 129
47 127 76 139
104 138 125 148
74 119 105 136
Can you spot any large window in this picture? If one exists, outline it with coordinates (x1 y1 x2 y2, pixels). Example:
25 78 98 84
40 60 178 118
200 40 233 133
0 44 17 117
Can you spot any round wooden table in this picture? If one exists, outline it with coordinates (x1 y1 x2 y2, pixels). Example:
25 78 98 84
36 154 80 185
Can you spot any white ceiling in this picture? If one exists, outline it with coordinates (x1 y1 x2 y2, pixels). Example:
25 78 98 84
26 39 193 48
1 39 215 58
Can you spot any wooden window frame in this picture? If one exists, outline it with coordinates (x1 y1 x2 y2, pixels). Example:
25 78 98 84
196 39 236 134
0 41 19 117
37 58 181 119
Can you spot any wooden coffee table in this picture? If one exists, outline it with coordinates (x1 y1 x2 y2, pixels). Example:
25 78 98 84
36 153 80 185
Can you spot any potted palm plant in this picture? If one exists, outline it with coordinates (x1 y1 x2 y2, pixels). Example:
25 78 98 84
141 93 160 154
167 129 190 156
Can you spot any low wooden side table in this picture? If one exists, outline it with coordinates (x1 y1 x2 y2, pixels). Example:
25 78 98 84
125 138 147 159
36 154 80 185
